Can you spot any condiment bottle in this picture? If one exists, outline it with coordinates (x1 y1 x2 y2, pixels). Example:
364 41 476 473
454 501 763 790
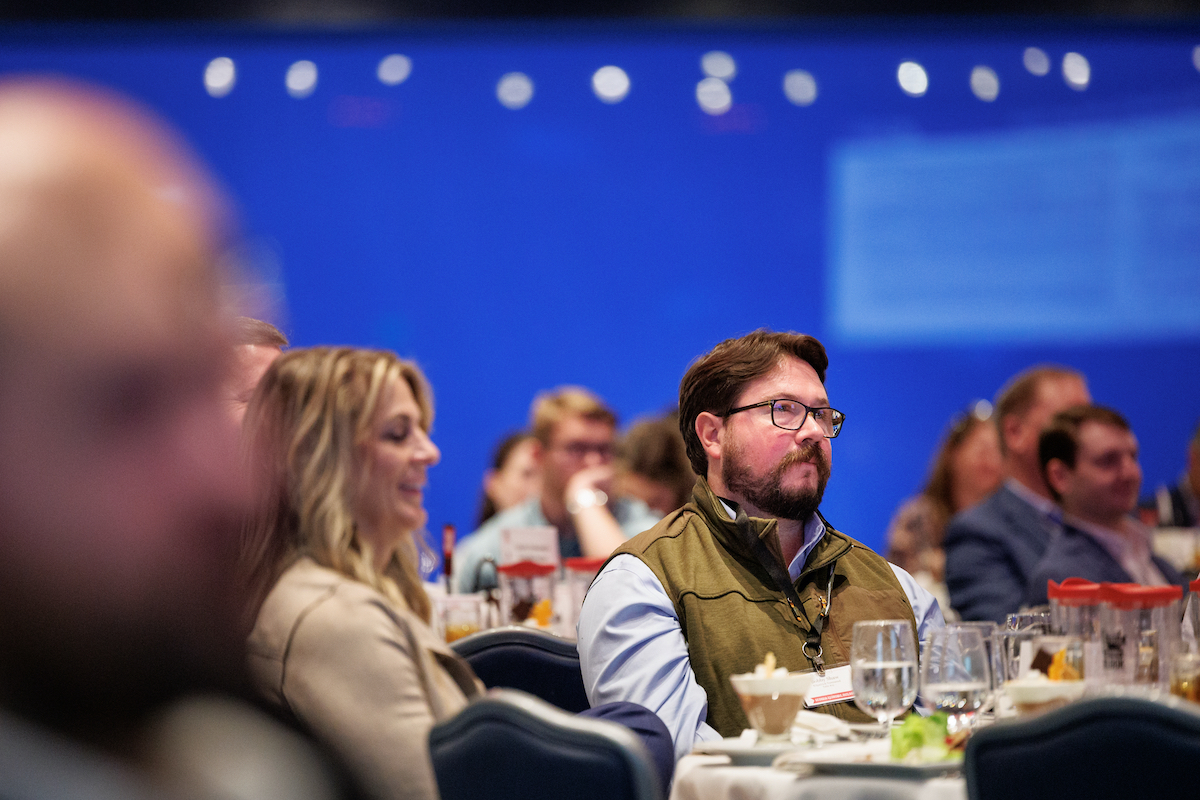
1101 583 1182 687
1099 583 1141 685
496 561 557 628
560 556 607 636
1183 577 1200 651
1049 578 1101 637
1048 578 1103 682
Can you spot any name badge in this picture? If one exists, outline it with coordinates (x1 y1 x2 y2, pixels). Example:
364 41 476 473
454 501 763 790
804 665 854 708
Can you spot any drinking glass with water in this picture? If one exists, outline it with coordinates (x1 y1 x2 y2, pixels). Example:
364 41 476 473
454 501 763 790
850 619 919 733
920 625 992 732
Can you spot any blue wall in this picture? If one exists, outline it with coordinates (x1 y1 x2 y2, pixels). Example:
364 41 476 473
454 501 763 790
6 21 1197 557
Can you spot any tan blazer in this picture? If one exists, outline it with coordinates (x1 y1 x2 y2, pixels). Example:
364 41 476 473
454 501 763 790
247 558 483 800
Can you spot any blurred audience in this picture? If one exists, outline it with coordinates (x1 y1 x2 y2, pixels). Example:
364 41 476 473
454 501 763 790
454 386 661 593
1138 417 1200 529
475 431 542 525
1025 405 1184 607
240 348 674 800
944 365 1091 622
886 403 1002 598
0 79 340 799
615 411 696 516
225 316 288 426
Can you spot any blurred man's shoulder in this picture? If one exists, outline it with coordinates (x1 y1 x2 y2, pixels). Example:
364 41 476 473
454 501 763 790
0 708 164 800
465 497 546 542
945 485 1014 543
611 496 663 537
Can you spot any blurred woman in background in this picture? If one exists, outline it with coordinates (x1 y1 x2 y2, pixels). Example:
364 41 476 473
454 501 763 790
475 431 541 526
886 404 1003 590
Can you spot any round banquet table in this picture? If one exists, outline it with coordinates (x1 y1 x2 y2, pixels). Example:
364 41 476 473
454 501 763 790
669 754 967 800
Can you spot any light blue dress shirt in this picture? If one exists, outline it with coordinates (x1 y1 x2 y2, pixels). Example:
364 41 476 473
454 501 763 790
576 510 945 762
454 495 661 593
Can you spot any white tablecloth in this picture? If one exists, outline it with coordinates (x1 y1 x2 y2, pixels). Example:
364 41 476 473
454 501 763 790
670 754 967 800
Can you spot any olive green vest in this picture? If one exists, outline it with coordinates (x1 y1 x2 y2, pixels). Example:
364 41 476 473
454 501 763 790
609 478 918 736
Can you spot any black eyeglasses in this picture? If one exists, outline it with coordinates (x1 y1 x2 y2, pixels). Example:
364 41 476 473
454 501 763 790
722 399 846 438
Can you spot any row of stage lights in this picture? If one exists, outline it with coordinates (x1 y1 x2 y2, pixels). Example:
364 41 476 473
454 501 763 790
203 46 1200 114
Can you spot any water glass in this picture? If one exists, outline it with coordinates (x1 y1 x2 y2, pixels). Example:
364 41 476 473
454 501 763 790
954 621 1002 699
1170 650 1200 703
851 619 919 731
441 594 484 643
1001 611 1051 680
921 626 992 732
1006 611 1050 634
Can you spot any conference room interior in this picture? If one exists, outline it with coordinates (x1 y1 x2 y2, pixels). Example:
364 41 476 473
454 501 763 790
1 4 1198 796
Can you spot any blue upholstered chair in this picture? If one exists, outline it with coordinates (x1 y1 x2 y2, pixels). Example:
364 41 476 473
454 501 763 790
965 693 1200 799
450 626 590 713
429 689 662 800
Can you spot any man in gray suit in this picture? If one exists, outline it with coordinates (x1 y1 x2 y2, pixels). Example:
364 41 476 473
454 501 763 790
944 365 1090 622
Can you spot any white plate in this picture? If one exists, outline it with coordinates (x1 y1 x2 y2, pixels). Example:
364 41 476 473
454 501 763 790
780 740 962 779
692 737 807 766
1003 678 1086 705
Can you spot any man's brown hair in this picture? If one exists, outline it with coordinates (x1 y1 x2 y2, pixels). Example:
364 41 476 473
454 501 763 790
1038 404 1131 502
993 365 1086 456
678 329 829 477
235 316 289 348
529 386 617 446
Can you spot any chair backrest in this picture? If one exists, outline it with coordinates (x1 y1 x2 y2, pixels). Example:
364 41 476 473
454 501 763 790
965 694 1200 798
450 626 591 713
429 689 662 800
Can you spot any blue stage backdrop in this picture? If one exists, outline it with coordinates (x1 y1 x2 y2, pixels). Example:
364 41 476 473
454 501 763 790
5 21 1197 563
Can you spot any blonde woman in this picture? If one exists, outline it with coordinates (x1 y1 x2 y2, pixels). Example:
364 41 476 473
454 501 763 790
240 347 673 800
241 347 480 800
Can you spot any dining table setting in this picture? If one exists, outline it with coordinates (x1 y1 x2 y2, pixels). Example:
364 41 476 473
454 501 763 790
670 618 975 800
668 604 1194 800
672 715 969 800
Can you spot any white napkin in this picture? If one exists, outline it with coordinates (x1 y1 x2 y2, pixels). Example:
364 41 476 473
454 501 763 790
792 710 851 740
732 711 853 748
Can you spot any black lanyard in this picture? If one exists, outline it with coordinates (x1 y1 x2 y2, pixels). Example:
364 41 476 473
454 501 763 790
731 502 836 676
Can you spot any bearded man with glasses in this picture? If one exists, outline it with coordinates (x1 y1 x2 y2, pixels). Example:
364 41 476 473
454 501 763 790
577 330 945 762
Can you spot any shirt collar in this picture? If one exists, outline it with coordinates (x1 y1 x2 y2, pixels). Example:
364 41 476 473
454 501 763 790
715 498 824 582
1065 513 1167 586
717 497 736 519
788 515 826 582
1006 477 1062 520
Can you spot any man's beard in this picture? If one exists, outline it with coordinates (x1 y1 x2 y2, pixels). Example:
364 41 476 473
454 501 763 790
722 439 831 522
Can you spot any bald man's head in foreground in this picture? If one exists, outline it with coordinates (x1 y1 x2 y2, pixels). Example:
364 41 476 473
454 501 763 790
227 317 288 426
0 79 251 737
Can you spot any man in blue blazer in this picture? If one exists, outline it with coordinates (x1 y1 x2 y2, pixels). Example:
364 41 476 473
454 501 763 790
945 366 1091 622
1025 405 1184 607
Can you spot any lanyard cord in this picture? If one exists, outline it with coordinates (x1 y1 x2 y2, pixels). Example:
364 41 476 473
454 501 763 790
732 503 837 676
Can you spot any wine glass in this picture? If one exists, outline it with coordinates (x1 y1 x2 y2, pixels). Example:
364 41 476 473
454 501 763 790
952 620 1001 713
920 625 992 732
851 619 919 733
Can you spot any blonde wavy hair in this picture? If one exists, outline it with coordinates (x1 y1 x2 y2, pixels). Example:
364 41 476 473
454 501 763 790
240 346 435 623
